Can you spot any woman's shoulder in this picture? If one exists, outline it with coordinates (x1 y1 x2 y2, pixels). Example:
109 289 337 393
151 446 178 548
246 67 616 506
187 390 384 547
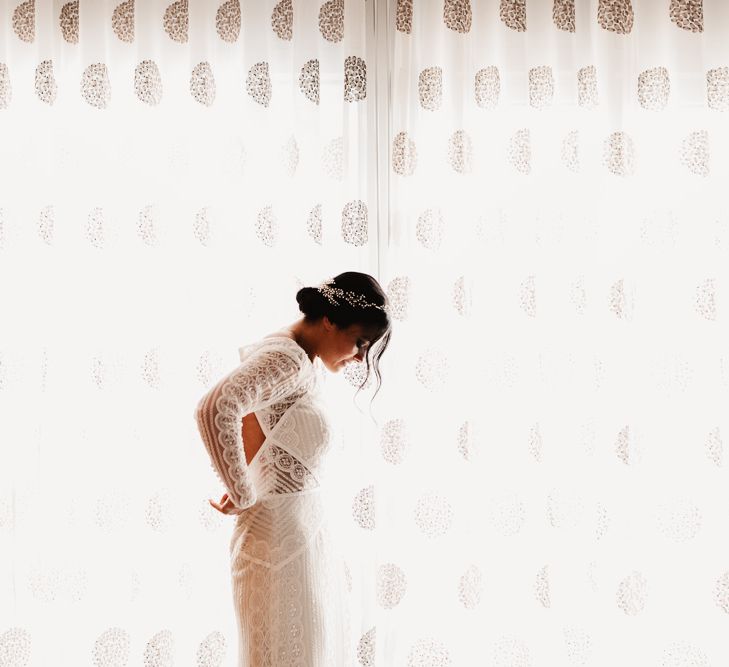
238 331 313 370
261 329 295 342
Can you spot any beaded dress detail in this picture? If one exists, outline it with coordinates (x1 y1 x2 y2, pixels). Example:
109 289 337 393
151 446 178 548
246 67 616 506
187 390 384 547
195 336 353 666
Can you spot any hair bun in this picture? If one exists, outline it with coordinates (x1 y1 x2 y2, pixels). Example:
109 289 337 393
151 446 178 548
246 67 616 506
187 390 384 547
295 286 323 313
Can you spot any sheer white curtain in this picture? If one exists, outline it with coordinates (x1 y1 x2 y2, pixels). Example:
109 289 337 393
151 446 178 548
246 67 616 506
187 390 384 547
0 0 382 663
378 0 729 664
2 0 729 665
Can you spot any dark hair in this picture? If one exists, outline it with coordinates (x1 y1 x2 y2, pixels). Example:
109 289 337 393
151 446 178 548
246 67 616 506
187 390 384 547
295 272 392 413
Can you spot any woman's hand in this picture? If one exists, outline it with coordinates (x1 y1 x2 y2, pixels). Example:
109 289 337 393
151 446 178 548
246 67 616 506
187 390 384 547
209 493 242 515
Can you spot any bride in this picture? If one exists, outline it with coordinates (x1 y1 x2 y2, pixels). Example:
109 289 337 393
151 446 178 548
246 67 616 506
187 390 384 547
195 271 392 666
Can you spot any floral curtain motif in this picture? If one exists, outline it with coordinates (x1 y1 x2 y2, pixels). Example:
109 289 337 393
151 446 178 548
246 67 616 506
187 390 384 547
190 62 216 107
680 130 710 177
418 67 442 111
341 200 368 246
508 128 531 174
561 130 580 172
12 0 35 42
35 61 57 105
134 61 163 106
528 65 554 109
670 0 703 33
500 0 526 32
215 0 240 42
392 131 417 176
0 64 11 109
344 56 367 102
553 0 575 32
603 131 635 176
81 63 112 109
577 65 598 108
319 0 344 42
396 0 413 34
638 67 671 111
597 0 633 34
271 0 293 40
246 61 272 107
447 130 473 174
59 0 79 43
38 205 54 245
475 66 499 108
112 0 134 42
306 203 323 244
416 208 445 250
299 59 320 105
706 66 729 111
443 0 472 34
163 0 189 43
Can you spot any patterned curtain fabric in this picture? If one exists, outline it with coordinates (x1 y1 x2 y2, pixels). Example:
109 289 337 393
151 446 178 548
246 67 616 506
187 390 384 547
0 0 381 663
2 0 729 665
381 0 729 664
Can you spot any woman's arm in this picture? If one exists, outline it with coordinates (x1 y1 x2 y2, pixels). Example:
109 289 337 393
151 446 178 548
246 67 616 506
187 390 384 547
195 346 304 510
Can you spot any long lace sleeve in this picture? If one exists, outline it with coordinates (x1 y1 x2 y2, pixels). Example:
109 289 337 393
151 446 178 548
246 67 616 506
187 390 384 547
195 346 305 510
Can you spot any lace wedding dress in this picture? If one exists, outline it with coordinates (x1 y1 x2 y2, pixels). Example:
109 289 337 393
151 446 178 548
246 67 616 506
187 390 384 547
195 335 353 666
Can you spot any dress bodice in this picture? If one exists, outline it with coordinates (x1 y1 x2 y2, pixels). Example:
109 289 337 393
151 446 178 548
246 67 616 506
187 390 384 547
196 335 335 568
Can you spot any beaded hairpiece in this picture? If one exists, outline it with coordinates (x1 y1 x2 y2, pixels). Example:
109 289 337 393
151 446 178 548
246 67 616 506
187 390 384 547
315 277 390 315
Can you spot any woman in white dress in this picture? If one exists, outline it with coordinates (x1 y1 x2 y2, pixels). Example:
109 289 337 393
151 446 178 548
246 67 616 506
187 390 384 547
195 272 392 666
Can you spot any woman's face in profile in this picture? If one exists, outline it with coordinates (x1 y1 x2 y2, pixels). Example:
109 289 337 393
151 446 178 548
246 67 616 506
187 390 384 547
322 320 372 371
